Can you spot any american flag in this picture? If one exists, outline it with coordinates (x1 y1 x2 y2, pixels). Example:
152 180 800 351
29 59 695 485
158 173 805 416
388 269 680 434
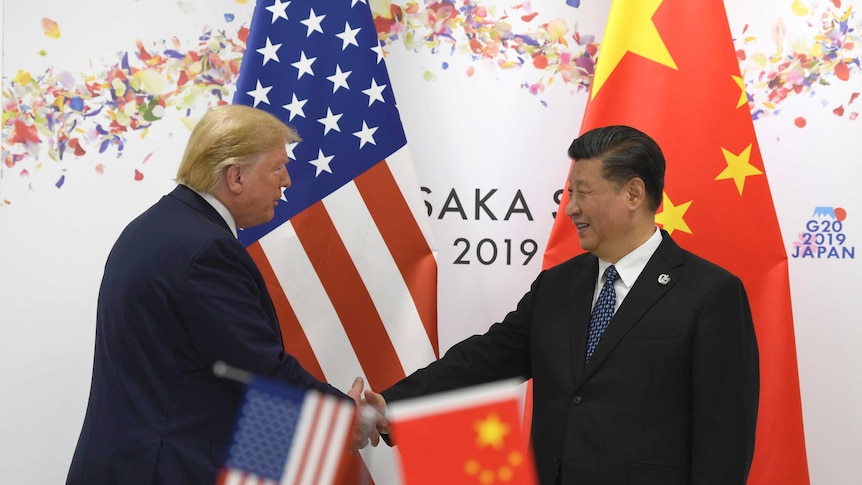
217 377 356 485
233 0 438 403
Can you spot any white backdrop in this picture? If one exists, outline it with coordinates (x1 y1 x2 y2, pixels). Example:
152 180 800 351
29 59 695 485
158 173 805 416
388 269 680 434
1 1 861 484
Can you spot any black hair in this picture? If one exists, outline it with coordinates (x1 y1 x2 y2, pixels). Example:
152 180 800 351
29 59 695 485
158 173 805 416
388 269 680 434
568 125 665 212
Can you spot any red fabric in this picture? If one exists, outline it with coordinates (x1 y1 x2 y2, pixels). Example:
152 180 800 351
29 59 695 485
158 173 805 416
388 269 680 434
389 384 538 485
541 1 808 483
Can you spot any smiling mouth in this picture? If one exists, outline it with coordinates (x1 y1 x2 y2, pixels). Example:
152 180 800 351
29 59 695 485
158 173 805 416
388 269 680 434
576 223 589 230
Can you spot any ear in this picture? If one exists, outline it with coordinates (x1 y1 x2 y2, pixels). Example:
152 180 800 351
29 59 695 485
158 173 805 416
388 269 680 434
224 165 243 195
625 177 646 209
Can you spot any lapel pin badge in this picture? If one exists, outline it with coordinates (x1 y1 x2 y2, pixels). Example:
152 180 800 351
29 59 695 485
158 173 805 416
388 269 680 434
657 274 671 285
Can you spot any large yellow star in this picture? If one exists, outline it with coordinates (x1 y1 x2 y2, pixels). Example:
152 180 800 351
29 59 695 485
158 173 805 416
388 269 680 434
732 75 748 109
714 144 762 195
655 192 692 236
474 413 511 450
591 0 677 99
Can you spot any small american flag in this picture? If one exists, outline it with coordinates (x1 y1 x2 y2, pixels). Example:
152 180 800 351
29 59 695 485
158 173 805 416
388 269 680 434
232 0 438 397
217 377 356 485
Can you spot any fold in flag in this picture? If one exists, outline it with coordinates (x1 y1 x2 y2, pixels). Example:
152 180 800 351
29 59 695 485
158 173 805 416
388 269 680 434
543 0 808 483
233 0 437 391
387 380 538 485
232 0 438 478
217 377 355 485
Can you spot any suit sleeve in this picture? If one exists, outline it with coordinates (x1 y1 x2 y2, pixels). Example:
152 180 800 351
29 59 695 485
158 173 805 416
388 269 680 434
382 270 542 403
181 236 349 400
691 275 760 484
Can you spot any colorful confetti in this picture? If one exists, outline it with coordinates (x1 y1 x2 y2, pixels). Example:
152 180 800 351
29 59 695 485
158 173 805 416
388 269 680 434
41 18 61 39
3 1 860 198
371 0 860 118
2 20 246 190
736 2 861 120
371 0 598 97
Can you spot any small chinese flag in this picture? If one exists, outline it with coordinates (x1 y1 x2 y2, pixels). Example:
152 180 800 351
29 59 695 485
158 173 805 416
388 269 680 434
543 0 808 483
388 380 538 485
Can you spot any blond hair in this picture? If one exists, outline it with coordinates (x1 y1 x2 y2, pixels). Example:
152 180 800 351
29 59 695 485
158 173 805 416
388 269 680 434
176 104 300 192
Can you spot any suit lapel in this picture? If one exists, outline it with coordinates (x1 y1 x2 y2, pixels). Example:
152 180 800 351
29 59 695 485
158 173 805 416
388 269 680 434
577 232 686 385
568 255 599 383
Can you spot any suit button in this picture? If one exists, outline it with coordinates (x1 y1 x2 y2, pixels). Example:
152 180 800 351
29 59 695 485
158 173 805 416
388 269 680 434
572 395 582 405
553 454 561 464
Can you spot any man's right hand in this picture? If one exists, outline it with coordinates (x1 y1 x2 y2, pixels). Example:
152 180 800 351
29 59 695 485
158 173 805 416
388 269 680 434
363 389 391 444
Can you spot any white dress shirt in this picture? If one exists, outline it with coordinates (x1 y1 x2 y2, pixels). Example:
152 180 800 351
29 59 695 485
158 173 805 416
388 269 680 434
592 227 662 312
189 186 239 239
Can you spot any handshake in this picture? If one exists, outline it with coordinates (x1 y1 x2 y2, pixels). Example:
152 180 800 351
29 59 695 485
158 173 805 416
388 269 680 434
346 377 391 455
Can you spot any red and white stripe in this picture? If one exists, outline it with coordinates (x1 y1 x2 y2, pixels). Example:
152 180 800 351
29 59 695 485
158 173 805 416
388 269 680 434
280 391 356 485
246 146 438 483
248 146 438 391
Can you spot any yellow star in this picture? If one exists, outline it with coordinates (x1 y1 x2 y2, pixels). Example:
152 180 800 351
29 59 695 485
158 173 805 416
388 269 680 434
714 144 762 195
474 413 511 450
733 75 748 108
591 0 677 99
655 192 692 236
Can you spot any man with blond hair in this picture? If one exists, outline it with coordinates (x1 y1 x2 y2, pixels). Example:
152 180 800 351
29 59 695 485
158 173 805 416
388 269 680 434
68 105 364 485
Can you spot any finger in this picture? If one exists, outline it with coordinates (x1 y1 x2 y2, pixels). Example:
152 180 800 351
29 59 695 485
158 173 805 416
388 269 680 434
347 377 364 403
363 389 387 414
349 432 369 455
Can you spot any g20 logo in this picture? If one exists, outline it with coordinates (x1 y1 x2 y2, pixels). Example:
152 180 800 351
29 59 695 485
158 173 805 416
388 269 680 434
792 207 855 259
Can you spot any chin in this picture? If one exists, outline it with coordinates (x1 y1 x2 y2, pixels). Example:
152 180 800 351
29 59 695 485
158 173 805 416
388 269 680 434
250 218 271 228
576 236 593 251
579 245 595 255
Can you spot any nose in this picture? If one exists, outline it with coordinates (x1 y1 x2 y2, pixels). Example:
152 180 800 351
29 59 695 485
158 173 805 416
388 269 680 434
564 192 580 217
282 165 291 189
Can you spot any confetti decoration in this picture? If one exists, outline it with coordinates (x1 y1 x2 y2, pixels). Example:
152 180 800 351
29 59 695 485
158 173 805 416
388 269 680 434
3 1 860 199
736 2 861 120
41 17 61 38
2 16 247 194
371 0 599 98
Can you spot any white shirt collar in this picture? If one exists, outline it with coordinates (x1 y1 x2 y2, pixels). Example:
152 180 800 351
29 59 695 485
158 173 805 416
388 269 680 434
189 186 238 238
596 227 662 290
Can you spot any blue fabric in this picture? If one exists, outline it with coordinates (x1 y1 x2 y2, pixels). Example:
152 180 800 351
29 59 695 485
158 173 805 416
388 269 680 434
586 265 619 363
234 0 407 246
225 378 306 480
66 186 347 485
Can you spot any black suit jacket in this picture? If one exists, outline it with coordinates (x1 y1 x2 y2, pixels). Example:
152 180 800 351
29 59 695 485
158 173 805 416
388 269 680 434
68 185 347 485
382 230 759 485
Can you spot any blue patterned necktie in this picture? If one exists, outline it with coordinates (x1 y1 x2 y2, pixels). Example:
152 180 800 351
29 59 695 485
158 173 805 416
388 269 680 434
586 265 619 363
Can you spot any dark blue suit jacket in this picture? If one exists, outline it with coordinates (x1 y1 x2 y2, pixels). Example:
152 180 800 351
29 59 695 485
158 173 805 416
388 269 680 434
68 185 348 485
382 231 759 485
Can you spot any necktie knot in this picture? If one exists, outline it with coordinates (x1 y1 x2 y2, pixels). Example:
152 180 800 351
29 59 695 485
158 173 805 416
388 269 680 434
604 265 619 285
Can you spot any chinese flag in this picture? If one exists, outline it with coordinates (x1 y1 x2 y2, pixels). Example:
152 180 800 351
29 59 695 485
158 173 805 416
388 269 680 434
388 381 538 485
542 0 808 483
